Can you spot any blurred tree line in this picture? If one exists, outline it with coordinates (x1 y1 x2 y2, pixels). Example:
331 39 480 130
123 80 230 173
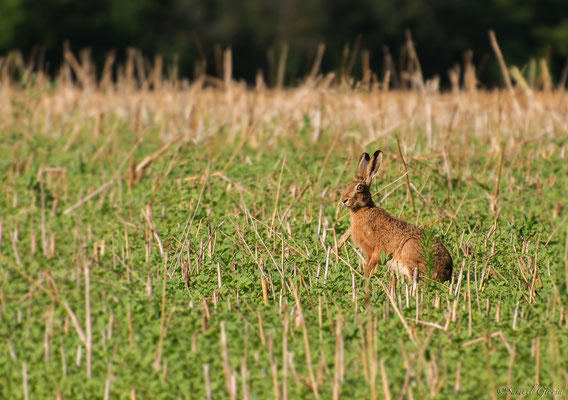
1 0 567 87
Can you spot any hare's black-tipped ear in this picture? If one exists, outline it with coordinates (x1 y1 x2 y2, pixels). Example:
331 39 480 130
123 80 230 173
365 150 383 185
356 153 370 180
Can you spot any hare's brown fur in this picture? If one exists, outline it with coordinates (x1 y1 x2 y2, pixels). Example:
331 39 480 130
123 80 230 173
341 150 452 281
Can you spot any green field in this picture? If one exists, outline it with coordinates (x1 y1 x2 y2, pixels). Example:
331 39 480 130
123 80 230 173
1 75 567 399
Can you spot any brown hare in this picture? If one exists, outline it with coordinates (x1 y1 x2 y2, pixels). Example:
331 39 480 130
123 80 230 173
341 150 453 281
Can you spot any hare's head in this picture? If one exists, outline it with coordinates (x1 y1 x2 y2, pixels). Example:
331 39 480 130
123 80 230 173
341 150 383 210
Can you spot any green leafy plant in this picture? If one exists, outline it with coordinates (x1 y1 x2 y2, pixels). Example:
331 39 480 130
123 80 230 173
420 227 436 274
380 249 393 266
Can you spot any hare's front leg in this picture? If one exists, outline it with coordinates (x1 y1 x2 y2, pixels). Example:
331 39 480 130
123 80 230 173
364 251 382 276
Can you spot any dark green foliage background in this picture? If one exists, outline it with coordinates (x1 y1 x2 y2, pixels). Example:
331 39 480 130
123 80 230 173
1 0 568 85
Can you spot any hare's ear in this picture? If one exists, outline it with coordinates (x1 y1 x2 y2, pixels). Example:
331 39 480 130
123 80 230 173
356 153 370 180
365 150 383 185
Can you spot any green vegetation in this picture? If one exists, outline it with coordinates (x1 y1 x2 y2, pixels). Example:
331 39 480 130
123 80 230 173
420 228 437 275
0 71 567 399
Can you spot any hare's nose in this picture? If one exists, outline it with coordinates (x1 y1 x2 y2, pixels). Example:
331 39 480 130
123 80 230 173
342 199 349 206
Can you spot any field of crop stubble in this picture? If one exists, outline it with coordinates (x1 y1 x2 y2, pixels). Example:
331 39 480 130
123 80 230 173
0 47 567 399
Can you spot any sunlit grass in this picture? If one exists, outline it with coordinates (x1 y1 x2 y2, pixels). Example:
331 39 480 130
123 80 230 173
0 50 567 399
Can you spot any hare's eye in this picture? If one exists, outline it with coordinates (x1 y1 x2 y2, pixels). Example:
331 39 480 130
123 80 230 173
356 184 364 192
